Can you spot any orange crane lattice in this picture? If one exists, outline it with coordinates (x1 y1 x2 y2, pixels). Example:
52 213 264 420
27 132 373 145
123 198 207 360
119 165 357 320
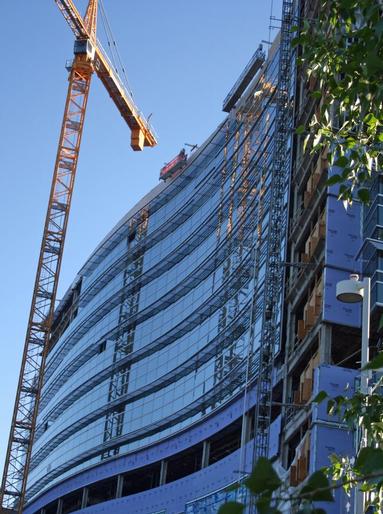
0 2 157 512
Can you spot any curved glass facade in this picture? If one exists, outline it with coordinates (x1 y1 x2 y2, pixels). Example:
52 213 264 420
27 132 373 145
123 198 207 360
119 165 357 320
25 39 287 514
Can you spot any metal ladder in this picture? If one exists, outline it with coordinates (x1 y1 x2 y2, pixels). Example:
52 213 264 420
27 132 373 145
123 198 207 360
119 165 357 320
252 0 295 466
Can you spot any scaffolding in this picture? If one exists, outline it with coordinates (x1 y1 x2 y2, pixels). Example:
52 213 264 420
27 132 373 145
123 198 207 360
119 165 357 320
101 210 148 459
252 0 295 466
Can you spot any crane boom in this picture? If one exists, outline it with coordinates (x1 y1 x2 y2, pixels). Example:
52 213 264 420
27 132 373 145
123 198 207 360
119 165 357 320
55 0 157 150
55 0 89 40
1 1 156 511
93 45 157 149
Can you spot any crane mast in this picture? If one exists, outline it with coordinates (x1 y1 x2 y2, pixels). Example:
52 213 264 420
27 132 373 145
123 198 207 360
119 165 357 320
0 2 156 512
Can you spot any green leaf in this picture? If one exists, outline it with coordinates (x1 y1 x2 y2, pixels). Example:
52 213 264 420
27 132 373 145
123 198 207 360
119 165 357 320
374 19 383 38
218 502 245 514
245 457 281 494
371 421 383 431
357 188 370 203
303 134 310 153
366 52 383 73
326 174 342 186
362 352 383 370
291 36 302 47
300 470 334 502
296 125 306 135
327 399 336 415
256 496 281 514
355 447 383 475
312 391 328 404
364 113 379 128
345 137 356 149
334 156 348 168
313 133 322 147
225 482 240 492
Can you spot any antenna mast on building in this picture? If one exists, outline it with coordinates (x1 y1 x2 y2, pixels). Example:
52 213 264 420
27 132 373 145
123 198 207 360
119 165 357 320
0 2 157 512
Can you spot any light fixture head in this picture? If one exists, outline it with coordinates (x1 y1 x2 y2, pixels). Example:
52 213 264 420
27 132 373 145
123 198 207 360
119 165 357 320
336 274 364 303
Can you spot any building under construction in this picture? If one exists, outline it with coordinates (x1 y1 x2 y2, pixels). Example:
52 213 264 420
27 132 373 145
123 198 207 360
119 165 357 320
1 0 379 513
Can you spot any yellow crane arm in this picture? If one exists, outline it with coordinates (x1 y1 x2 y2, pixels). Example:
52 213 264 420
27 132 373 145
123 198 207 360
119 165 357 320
54 0 157 150
94 44 157 149
55 0 89 40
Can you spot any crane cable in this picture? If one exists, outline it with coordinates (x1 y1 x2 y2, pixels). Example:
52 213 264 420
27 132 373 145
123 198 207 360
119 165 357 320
99 0 135 99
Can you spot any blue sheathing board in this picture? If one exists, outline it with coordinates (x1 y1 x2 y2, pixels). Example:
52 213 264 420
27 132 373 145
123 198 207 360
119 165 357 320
323 267 361 327
312 365 358 424
311 424 354 471
310 424 354 513
323 191 362 328
310 365 356 513
268 414 281 459
325 195 361 271
42 442 254 514
24 387 258 514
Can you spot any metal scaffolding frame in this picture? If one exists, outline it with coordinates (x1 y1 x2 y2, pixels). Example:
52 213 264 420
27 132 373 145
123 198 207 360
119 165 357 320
252 0 295 467
101 210 148 459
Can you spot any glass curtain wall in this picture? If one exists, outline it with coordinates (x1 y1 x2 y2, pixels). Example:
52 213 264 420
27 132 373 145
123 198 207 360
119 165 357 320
26 42 283 503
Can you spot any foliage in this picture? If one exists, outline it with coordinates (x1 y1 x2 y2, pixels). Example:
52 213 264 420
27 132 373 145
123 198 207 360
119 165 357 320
217 353 383 513
293 0 383 203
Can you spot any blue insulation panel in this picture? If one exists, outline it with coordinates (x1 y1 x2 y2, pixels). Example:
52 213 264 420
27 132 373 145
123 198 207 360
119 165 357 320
312 365 358 424
325 195 361 271
323 266 361 328
24 386 258 514
268 414 281 459
310 365 357 513
33 442 254 514
310 424 354 513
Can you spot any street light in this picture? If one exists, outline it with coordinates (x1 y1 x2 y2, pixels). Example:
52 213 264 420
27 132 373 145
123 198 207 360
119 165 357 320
336 273 370 394
336 273 371 514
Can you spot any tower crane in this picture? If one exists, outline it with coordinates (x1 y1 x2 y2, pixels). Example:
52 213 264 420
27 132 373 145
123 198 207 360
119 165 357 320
0 1 157 512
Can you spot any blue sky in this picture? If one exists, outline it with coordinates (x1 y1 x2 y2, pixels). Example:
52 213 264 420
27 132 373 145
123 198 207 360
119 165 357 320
0 0 282 473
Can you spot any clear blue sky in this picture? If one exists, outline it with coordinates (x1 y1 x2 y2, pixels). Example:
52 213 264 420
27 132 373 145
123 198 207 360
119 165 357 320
0 0 282 473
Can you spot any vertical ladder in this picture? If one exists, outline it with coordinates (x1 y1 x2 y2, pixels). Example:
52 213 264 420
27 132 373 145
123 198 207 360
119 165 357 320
252 0 295 463
101 210 148 459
